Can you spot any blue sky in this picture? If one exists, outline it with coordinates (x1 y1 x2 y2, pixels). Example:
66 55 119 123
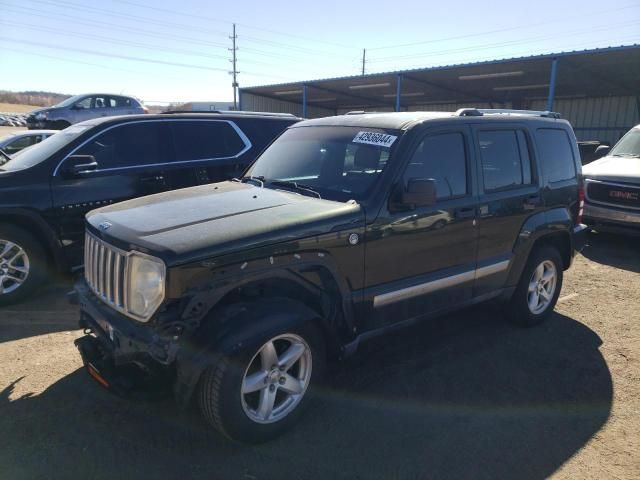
1 0 638 104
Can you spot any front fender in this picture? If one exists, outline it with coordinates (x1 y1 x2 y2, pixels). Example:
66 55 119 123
173 297 319 409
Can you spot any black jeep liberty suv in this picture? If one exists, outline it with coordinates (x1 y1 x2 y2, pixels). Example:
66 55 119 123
74 109 587 443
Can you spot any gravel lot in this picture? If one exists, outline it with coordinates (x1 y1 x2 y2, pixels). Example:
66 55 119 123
1 231 638 480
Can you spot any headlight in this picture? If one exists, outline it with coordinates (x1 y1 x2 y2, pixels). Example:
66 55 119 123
35 112 48 120
126 252 166 321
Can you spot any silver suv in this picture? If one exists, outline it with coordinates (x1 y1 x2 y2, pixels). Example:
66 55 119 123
26 93 148 130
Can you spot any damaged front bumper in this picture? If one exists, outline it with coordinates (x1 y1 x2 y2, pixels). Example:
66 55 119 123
73 279 175 398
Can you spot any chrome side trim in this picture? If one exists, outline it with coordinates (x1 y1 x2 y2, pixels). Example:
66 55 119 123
475 260 510 279
373 259 510 308
53 119 252 177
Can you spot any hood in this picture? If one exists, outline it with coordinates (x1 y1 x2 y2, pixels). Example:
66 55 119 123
582 155 640 184
87 181 363 265
27 107 51 117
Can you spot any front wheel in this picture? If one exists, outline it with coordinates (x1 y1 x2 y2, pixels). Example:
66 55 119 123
507 246 563 327
0 224 48 306
198 321 325 443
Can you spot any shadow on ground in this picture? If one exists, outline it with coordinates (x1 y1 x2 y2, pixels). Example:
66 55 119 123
0 307 612 480
581 231 640 273
0 276 76 343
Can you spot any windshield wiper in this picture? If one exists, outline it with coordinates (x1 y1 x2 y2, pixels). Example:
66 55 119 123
237 175 265 187
269 180 322 199
612 153 640 158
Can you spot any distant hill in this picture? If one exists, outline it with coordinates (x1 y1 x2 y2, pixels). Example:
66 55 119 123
0 90 72 108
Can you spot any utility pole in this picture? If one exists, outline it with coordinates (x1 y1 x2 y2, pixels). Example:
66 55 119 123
229 23 239 110
361 48 366 76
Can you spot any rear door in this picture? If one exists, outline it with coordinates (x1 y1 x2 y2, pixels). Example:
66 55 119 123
471 124 543 296
50 121 172 265
165 119 249 188
363 126 479 330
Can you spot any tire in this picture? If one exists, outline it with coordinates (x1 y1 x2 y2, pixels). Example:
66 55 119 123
198 319 325 443
0 224 49 306
507 245 563 327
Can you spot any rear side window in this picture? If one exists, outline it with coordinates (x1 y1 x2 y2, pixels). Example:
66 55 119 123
113 96 133 108
536 129 576 183
478 130 532 191
403 132 467 200
74 122 169 168
171 121 246 161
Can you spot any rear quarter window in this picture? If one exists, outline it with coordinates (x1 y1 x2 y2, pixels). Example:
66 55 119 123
171 121 246 161
536 128 576 183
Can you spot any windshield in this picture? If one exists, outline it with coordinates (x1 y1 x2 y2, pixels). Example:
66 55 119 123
0 125 90 171
52 94 83 108
245 126 401 202
610 129 640 157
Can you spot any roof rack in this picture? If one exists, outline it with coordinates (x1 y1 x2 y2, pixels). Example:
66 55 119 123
161 110 298 118
345 110 367 115
454 108 561 119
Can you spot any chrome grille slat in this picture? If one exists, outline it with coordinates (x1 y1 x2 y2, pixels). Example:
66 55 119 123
84 231 129 314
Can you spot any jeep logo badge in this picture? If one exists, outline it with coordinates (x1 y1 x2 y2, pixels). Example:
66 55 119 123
98 222 112 231
348 233 359 245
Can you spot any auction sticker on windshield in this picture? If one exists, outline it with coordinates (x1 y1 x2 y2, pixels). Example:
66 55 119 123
353 131 397 148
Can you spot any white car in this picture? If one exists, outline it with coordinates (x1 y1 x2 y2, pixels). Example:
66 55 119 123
0 130 57 156
582 124 640 234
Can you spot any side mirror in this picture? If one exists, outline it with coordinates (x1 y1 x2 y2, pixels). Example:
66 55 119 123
594 145 610 158
61 155 98 177
401 178 437 207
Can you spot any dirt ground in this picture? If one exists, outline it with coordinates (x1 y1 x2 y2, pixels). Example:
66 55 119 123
0 125 28 137
0 231 638 480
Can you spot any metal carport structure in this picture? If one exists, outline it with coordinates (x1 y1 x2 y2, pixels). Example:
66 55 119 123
240 45 640 144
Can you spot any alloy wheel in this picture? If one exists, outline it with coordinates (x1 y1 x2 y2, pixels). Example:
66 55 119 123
527 260 557 315
0 239 30 295
241 333 312 424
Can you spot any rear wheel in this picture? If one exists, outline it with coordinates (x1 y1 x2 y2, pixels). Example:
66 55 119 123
507 246 563 327
0 224 48 306
198 320 325 443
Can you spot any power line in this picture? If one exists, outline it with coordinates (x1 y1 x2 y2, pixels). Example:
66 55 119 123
110 0 355 49
368 20 640 64
367 3 640 51
0 37 230 72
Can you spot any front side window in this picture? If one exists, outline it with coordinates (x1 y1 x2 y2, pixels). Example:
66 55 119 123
6 135 38 153
72 122 168 169
171 121 246 161
245 126 401 202
479 129 532 191
403 132 467 200
536 128 576 183
74 97 92 109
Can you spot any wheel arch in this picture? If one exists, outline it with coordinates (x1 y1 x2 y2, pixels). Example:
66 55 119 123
0 209 65 271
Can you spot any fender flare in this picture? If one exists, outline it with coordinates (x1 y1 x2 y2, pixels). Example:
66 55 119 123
506 207 573 286
173 297 320 409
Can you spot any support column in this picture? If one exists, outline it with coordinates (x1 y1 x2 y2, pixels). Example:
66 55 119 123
395 74 403 112
302 84 308 118
546 58 558 112
238 89 243 111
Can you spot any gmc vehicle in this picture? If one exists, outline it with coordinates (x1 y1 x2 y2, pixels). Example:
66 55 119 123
73 109 587 443
0 112 299 305
582 124 640 234
26 94 148 130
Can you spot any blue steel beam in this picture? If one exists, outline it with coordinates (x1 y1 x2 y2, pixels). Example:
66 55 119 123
546 58 558 111
395 74 403 112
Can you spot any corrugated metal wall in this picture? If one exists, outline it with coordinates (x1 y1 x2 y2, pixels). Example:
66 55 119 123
240 92 334 118
529 96 639 145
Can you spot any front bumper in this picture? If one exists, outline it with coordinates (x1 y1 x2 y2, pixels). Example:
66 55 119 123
73 279 175 396
583 203 640 233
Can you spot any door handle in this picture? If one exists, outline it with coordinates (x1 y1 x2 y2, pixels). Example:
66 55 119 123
524 194 542 210
455 207 476 219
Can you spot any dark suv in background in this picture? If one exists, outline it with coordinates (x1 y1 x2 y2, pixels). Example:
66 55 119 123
72 108 587 443
0 112 299 304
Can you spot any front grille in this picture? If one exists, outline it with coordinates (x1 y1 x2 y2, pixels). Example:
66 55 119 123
84 231 129 313
586 181 640 210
